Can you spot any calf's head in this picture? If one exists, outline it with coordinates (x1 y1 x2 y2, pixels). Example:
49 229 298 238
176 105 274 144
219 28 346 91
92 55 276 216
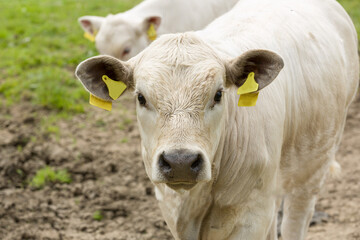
76 34 283 190
79 15 161 60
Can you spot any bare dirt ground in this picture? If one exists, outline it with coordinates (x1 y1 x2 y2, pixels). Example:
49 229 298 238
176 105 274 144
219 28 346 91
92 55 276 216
0 92 359 240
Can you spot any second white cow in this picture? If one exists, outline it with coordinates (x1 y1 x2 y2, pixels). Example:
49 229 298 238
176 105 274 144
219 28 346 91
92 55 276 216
75 0 359 239
79 0 239 60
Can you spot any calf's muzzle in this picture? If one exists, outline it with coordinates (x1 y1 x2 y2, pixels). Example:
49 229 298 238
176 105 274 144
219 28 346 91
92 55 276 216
158 149 203 186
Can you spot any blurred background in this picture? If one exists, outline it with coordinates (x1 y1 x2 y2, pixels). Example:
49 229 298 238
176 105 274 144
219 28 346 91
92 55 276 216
0 0 359 239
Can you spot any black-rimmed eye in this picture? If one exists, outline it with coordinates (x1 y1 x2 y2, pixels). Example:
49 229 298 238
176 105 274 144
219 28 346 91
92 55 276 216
214 90 222 103
123 47 131 56
138 93 146 106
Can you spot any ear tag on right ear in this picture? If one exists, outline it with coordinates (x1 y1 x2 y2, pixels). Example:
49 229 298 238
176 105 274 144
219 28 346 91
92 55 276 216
84 30 98 42
102 75 127 100
89 94 112 111
237 72 259 107
147 23 157 41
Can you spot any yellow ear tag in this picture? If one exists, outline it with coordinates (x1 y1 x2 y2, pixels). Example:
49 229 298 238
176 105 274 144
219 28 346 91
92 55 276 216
237 72 259 107
102 75 127 100
147 23 157 41
84 30 97 42
89 94 112 111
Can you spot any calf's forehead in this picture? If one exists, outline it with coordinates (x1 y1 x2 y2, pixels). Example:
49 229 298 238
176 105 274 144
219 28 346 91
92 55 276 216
136 64 224 113
135 33 223 67
98 22 133 41
136 61 223 88
133 34 225 98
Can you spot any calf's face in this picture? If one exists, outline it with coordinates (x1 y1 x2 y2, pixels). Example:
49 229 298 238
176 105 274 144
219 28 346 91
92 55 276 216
76 34 284 190
79 15 161 61
134 57 226 190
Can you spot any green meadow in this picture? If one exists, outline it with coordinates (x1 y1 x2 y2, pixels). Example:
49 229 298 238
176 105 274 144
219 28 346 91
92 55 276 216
0 0 141 113
0 0 359 115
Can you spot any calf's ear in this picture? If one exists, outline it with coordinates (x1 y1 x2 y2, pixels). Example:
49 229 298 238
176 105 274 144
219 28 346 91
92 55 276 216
141 16 161 41
143 16 162 30
78 16 104 35
225 49 284 90
75 55 134 101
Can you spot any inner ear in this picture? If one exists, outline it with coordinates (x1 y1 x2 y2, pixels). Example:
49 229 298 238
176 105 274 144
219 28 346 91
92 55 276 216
75 55 133 101
78 16 104 34
143 16 162 30
226 49 284 90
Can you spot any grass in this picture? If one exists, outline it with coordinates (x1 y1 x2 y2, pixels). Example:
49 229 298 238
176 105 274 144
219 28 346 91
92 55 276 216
92 210 103 221
120 137 129 143
0 0 358 117
30 166 72 188
40 113 67 138
0 0 141 113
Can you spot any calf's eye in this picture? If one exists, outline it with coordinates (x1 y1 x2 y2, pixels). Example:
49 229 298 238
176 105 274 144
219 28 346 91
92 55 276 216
214 90 222 103
138 93 147 106
123 47 131 56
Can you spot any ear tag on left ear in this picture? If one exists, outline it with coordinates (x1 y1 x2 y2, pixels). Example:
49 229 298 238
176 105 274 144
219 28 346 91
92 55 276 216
147 23 157 41
84 30 98 42
237 72 259 107
89 94 112 111
102 75 127 100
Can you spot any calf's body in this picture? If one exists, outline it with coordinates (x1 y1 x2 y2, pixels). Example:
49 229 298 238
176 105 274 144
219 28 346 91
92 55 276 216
76 0 359 239
79 0 239 60
168 0 358 239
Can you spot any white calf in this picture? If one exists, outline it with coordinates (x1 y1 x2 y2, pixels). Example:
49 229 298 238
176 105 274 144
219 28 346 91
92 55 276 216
79 0 239 60
76 0 359 239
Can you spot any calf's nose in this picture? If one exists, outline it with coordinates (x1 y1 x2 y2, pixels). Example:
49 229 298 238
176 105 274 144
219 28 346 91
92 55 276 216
158 149 203 183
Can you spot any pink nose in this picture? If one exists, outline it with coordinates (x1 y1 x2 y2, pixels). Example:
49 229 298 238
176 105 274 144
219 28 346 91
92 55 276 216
158 149 203 183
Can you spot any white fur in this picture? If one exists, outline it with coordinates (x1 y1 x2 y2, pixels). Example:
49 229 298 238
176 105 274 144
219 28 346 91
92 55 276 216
128 0 359 239
79 0 239 60
76 0 359 239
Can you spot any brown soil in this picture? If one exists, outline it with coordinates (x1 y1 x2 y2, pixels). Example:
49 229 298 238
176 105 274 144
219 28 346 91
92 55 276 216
0 92 359 240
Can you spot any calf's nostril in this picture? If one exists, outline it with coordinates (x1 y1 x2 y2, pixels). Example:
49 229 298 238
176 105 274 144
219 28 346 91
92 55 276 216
159 153 172 173
190 154 202 172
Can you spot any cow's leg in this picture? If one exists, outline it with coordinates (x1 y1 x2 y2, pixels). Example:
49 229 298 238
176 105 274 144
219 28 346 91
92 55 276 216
280 190 316 240
280 161 330 240
227 195 277 240
266 198 282 240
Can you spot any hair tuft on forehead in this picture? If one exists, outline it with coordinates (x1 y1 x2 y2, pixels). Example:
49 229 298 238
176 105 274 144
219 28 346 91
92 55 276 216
138 33 223 67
